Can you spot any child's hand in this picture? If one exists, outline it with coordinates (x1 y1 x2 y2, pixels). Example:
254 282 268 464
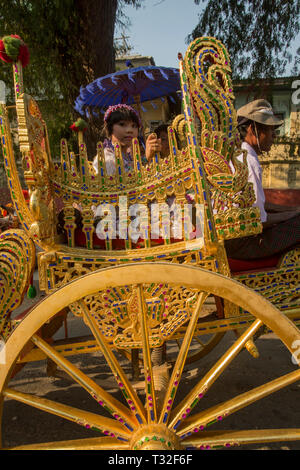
145 133 162 160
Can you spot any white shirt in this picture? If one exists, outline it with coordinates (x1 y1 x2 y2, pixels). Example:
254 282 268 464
93 147 122 176
235 142 267 223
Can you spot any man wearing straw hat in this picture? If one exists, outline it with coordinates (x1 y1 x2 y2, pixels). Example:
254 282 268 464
225 99 300 260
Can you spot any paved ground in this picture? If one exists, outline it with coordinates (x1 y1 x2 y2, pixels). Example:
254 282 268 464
2 273 300 451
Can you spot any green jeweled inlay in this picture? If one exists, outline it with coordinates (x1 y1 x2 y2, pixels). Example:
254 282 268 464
134 435 171 450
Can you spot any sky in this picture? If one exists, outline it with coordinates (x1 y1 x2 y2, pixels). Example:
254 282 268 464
119 0 299 74
119 0 203 68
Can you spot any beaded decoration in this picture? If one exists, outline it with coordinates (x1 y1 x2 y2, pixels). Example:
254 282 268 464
104 104 142 127
181 36 262 240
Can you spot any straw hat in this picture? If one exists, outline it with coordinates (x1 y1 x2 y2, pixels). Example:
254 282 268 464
237 99 283 127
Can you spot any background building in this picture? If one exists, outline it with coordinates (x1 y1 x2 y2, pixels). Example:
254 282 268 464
234 77 300 196
115 52 181 135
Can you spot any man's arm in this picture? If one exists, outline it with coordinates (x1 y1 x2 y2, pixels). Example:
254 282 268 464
265 201 300 213
263 209 300 228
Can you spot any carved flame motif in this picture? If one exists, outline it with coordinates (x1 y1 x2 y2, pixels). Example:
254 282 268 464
124 288 142 341
183 37 261 237
0 230 35 341
17 93 55 241
67 284 204 349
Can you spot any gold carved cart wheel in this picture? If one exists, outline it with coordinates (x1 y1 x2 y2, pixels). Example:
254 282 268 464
1 263 300 450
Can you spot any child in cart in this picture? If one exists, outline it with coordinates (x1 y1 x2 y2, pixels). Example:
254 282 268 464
92 103 161 175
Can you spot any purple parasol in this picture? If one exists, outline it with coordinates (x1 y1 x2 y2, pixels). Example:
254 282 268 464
74 65 181 118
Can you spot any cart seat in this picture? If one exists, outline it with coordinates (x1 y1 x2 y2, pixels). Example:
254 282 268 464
228 255 280 273
73 225 281 272
74 228 185 250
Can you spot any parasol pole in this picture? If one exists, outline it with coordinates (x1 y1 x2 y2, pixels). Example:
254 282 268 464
78 130 84 147
133 94 146 142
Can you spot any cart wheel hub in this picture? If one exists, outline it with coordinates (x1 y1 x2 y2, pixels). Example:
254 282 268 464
130 424 181 450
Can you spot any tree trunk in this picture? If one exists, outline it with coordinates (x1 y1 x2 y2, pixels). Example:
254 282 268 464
71 0 118 155
76 0 118 84
0 0 123 158
73 0 118 158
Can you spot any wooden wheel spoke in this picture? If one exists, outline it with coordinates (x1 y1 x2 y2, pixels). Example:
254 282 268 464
5 437 129 450
194 337 207 347
181 428 300 450
3 437 128 451
176 332 206 350
2 263 300 449
137 284 158 423
78 299 147 425
170 332 226 367
177 368 300 437
169 318 263 429
30 334 137 431
159 291 208 425
3 388 131 441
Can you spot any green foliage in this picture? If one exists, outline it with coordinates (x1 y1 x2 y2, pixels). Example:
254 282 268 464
190 0 300 79
0 0 82 158
3 36 22 60
0 0 144 159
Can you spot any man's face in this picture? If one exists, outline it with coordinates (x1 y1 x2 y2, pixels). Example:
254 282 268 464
256 123 277 152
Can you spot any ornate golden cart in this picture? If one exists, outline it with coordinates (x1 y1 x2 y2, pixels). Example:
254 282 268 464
0 35 300 450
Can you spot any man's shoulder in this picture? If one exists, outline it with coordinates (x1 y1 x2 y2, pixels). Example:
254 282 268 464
241 142 257 157
241 142 260 166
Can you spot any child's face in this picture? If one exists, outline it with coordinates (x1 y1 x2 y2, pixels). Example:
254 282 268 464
111 120 139 149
